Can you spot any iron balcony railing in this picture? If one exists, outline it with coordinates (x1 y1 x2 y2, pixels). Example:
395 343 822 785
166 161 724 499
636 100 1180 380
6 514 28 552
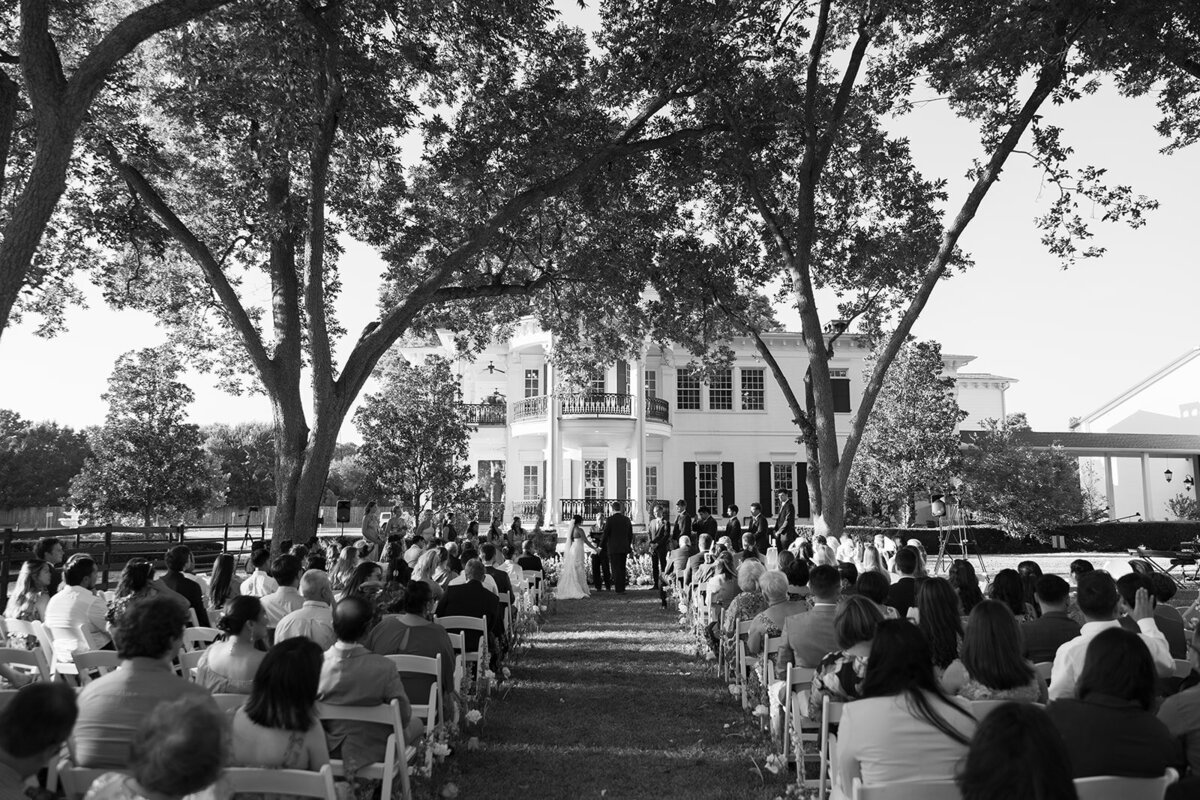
508 393 671 424
646 394 669 423
511 396 549 421
560 498 634 521
460 403 507 426
560 392 632 416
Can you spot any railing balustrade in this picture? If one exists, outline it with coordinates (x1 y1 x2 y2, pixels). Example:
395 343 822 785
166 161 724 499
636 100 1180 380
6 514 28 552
511 396 549 421
559 498 633 521
460 403 507 425
646 394 670 423
560 392 632 416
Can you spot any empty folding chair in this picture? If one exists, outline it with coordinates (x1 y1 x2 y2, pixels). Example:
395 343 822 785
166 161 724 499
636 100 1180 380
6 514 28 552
224 764 340 800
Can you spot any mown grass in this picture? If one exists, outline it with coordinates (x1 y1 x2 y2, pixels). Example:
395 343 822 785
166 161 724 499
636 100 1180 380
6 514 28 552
447 590 781 800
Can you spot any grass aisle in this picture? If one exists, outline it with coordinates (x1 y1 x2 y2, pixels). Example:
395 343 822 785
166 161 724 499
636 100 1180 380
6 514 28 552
449 588 774 800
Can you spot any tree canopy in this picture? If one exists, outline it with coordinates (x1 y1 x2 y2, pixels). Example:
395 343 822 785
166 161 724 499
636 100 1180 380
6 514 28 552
0 409 91 508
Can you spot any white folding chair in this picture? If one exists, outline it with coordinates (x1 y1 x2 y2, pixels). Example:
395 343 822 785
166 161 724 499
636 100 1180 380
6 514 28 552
818 695 845 800
72 651 121 685
734 619 756 709
186 608 200 627
4 618 55 669
446 632 466 689
224 764 339 799
181 627 221 652
1174 659 1192 679
212 692 246 715
851 777 961 799
385 653 443 733
1034 661 1053 681
497 594 513 637
783 663 817 766
178 648 205 679
1073 770 1178 800
315 701 411 800
57 759 125 800
435 615 488 683
760 634 786 733
0 646 51 682
966 699 1009 721
523 570 543 606
43 622 90 679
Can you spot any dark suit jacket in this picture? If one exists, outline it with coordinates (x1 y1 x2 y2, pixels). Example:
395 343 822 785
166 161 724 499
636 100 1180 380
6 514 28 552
749 515 770 553
1047 696 1183 779
648 518 670 551
693 515 718 542
160 570 209 627
1021 611 1081 664
782 604 839 668
884 576 917 619
672 512 693 544
684 552 713 588
435 580 501 648
774 500 795 540
724 517 742 549
601 512 634 554
664 546 693 577
516 554 544 573
486 566 514 604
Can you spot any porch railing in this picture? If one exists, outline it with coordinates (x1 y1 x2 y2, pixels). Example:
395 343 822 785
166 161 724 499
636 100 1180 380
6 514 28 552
560 392 632 417
460 403 507 425
511 396 548 422
560 498 634 521
646 394 670 423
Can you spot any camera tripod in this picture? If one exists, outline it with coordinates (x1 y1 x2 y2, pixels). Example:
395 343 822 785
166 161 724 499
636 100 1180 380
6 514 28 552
933 505 989 580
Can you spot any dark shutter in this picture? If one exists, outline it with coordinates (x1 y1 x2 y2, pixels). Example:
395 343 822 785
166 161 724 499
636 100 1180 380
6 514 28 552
683 461 697 513
543 363 548 395
542 460 547 496
617 457 628 501
721 462 735 515
616 360 629 396
831 379 851 413
759 462 772 514
796 462 811 518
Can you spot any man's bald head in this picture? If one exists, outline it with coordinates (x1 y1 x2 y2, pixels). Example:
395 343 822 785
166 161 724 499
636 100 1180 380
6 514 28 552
300 569 333 604
332 595 373 643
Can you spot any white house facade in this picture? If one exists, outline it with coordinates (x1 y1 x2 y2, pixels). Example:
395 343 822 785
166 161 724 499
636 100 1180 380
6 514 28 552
396 319 1013 527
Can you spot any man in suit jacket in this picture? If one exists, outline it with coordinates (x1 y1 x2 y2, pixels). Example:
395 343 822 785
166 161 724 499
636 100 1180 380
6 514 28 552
480 543 514 604
724 506 743 552
884 547 920 618
672 500 693 548
1022 575 1081 663
159 545 209 627
648 504 670 590
516 539 544 574
664 536 694 582
693 507 719 541
773 490 796 550
318 596 424 767
748 503 770 554
600 502 635 593
779 565 841 668
436 559 502 656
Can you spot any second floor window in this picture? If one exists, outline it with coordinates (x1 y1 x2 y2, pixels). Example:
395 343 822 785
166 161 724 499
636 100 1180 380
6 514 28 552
522 465 540 500
524 369 540 398
677 368 700 410
709 369 733 410
741 368 765 410
589 370 606 395
646 370 657 398
697 463 720 512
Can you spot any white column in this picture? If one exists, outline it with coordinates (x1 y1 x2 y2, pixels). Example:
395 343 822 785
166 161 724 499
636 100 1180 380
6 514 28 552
633 355 646 523
1103 455 1116 521
1140 452 1155 521
546 355 560 530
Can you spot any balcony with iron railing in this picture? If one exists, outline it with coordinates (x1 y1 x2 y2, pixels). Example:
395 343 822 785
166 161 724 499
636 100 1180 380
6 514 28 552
512 395 549 422
560 497 634 521
507 393 671 426
460 403 507 426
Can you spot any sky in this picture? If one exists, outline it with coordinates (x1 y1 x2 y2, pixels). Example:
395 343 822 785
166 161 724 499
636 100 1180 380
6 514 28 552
0 4 1197 441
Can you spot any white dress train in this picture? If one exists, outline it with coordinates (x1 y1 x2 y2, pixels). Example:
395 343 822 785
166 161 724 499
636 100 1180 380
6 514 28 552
556 537 591 600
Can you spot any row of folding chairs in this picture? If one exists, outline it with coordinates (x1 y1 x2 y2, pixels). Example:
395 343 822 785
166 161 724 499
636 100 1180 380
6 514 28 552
57 762 341 800
847 772 1177 800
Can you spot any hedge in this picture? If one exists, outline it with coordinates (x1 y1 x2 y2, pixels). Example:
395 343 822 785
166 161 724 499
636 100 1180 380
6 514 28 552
799 521 1200 555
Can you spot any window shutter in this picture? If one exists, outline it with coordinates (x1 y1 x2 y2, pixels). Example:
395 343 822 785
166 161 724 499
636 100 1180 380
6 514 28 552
616 360 629 396
796 462 811 518
617 457 629 501
759 462 772 513
683 461 697 513
542 460 547 497
721 462 735 515
543 363 548 395
831 379 851 413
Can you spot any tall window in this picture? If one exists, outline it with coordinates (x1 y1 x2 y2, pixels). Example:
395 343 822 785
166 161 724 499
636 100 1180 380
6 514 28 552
740 368 765 411
584 460 607 500
677 368 700 410
830 368 851 413
478 460 506 504
522 465 540 500
646 370 657 398
709 368 733 410
589 370 606 395
645 466 658 506
524 369 540 398
697 463 720 512
772 463 794 514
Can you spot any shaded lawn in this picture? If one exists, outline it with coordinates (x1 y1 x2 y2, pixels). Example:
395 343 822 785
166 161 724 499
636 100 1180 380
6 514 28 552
447 590 779 800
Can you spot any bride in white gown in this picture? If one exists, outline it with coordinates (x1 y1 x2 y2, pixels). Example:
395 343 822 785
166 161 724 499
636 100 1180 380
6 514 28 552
556 518 595 600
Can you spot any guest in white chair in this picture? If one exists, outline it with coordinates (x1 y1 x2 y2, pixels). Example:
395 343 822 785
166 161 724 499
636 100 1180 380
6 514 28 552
230 637 329 771
196 596 268 694
44 556 111 655
956 702 1076 800
0 683 77 796
275 570 337 651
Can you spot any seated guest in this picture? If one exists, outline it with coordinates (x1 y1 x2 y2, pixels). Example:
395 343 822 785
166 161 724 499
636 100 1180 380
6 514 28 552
516 539 544 574
1049 571 1173 700
35 536 65 594
412 549 447 601
663 536 694 581
1047 628 1183 778
779 565 841 668
240 548 279 598
719 559 768 665
159 545 210 627
206 553 241 621
445 542 464 575
259 554 305 627
957 702 1078 800
436 559 503 657
1159 625 1200 775
683 534 714 591
480 543 514 605
275 569 337 650
855 571 898 619
381 541 413 587
1150 573 1188 660
318 596 425 768
230 637 330 770
498 544 528 597
1067 558 1094 626
780 554 809 600
1117 573 1186 660
44 555 112 656
943 600 1047 702
304 554 328 573
737 533 765 566
836 621 976 799
857 545 891 584
4 559 51 634
989 568 1036 623
196 596 268 694
331 545 361 590
74 596 215 767
914 578 963 676
0 683 77 796
746 571 808 656
432 547 460 589
369 581 457 710
836 562 857 594
835 536 857 565
1021 575 1080 664
85 695 226 800
883 547 918 618
1017 560 1044 615
704 551 740 616
105 558 190 637
808 595 884 718
947 559 984 616
338 561 385 602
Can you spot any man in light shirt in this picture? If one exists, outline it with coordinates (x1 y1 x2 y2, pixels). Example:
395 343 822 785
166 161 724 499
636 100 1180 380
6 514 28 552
240 548 278 598
44 556 111 655
448 562 499 595
1048 570 1173 700
259 554 305 627
275 569 336 650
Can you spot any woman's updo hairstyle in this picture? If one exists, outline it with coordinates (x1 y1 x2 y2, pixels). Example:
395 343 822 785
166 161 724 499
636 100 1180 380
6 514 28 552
217 595 263 637
401 580 434 615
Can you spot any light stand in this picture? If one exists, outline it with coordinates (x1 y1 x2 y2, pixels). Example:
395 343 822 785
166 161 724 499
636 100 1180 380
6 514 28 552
933 493 988 579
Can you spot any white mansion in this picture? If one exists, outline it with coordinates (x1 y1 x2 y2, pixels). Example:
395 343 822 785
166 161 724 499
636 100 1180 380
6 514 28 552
397 319 1016 527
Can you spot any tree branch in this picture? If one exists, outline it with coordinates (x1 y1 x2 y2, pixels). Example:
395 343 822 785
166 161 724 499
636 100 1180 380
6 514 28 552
19 0 67 125
814 9 886 173
0 71 19 199
430 273 554 303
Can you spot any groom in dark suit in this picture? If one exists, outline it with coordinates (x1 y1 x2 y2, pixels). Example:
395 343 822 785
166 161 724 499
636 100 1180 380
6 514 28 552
600 502 635 594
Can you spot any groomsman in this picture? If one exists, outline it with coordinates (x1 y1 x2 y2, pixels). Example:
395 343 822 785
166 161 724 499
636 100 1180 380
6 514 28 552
748 503 770 554
774 490 796 550
672 499 693 548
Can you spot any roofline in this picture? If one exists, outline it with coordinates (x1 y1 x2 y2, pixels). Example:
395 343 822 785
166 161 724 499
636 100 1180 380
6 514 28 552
1072 346 1200 430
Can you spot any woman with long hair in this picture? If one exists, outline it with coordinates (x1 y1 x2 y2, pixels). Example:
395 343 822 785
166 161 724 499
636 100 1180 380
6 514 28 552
411 548 444 600
1017 560 1044 618
338 561 384 601
836 621 976 798
432 546 459 587
5 559 51 624
942 600 1046 702
329 546 359 590
555 516 595 600
858 545 891 583
105 558 188 632
947 559 984 616
1046 628 1182 779
195 596 268 695
989 568 1036 622
914 578 963 673
230 637 329 770
809 595 884 719
207 553 241 618
957 703 1078 800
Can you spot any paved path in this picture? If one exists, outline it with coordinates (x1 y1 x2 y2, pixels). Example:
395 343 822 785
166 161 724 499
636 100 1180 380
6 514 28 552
448 588 770 800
